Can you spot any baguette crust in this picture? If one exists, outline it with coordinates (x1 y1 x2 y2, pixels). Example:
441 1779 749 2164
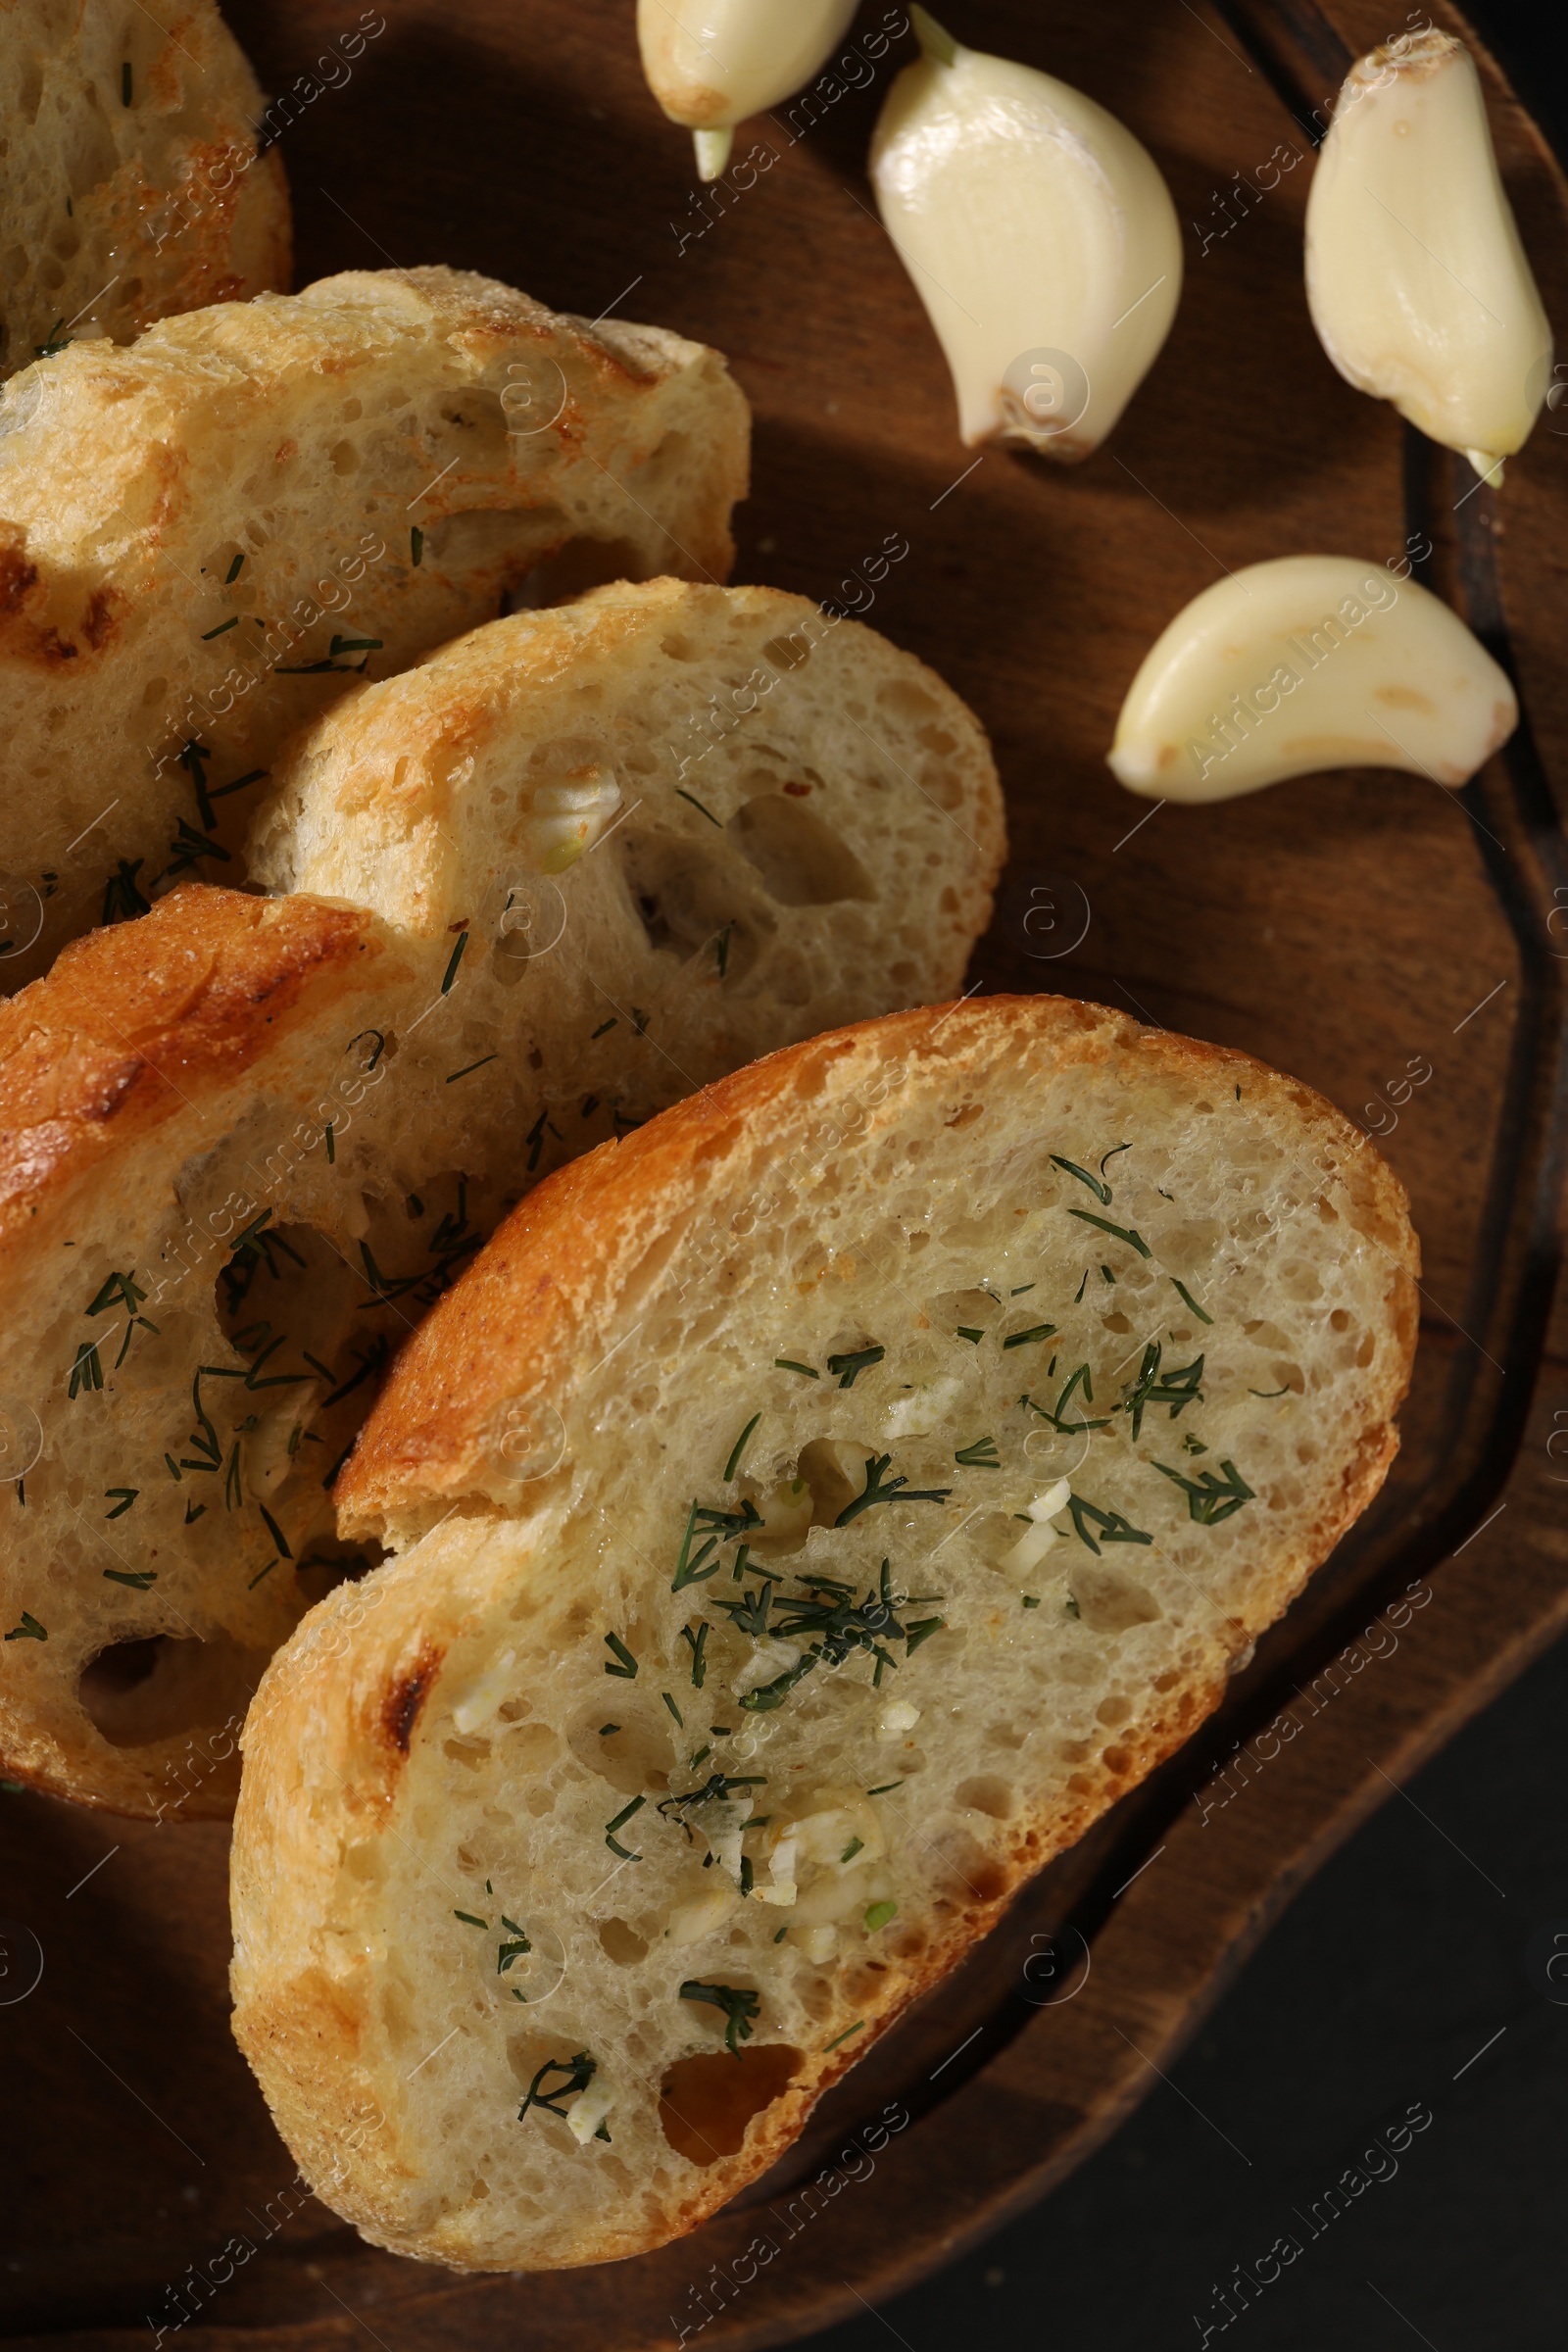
0 884 380 1250
234 997 1418 2270
0 0 291 379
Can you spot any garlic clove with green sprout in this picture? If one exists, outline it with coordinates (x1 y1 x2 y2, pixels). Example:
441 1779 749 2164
869 6 1181 461
636 0 859 181
1304 29 1552 486
1107 556 1517 804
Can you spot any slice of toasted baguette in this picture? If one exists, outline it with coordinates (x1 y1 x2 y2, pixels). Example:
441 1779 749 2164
0 604 997 1817
0 267 748 984
0 0 291 379
246 577 1005 1201
230 997 1419 2271
0 884 418 1815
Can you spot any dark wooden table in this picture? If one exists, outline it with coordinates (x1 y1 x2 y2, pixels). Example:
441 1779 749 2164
4 1 1566 2342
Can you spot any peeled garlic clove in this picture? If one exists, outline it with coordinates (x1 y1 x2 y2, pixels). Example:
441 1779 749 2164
1108 556 1517 804
1304 30 1552 483
636 0 859 180
869 7 1181 460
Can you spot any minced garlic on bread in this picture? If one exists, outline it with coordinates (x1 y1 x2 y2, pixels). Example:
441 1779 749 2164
0 266 748 985
230 995 1418 2270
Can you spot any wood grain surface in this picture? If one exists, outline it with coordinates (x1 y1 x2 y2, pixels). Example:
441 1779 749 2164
3 0 1565 2344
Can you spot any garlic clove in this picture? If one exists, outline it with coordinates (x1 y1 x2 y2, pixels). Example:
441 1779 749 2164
1107 556 1517 805
1304 30 1552 481
869 8 1181 460
636 0 859 180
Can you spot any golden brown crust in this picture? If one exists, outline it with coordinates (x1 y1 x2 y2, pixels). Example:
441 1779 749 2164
340 995 1418 1535
0 884 384 1250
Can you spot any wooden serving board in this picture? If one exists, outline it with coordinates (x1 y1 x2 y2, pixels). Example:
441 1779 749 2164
4 1 1567 2343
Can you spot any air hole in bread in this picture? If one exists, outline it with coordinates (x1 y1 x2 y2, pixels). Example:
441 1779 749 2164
659 2044 804 2164
933 1830 1010 1905
434 392 511 464
632 429 691 491
727 796 875 907
954 1774 1016 1819
425 508 553 585
77 1631 265 1749
509 534 646 610
201 1200 445 1604
617 833 763 982
570 1712 671 1795
876 678 941 725
598 1917 649 1966
1069 1566 1162 1635
793 1438 867 1530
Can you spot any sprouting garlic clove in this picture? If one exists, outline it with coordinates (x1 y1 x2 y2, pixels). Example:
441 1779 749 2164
869 7 1181 461
1107 556 1517 805
1304 30 1552 484
636 0 858 180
